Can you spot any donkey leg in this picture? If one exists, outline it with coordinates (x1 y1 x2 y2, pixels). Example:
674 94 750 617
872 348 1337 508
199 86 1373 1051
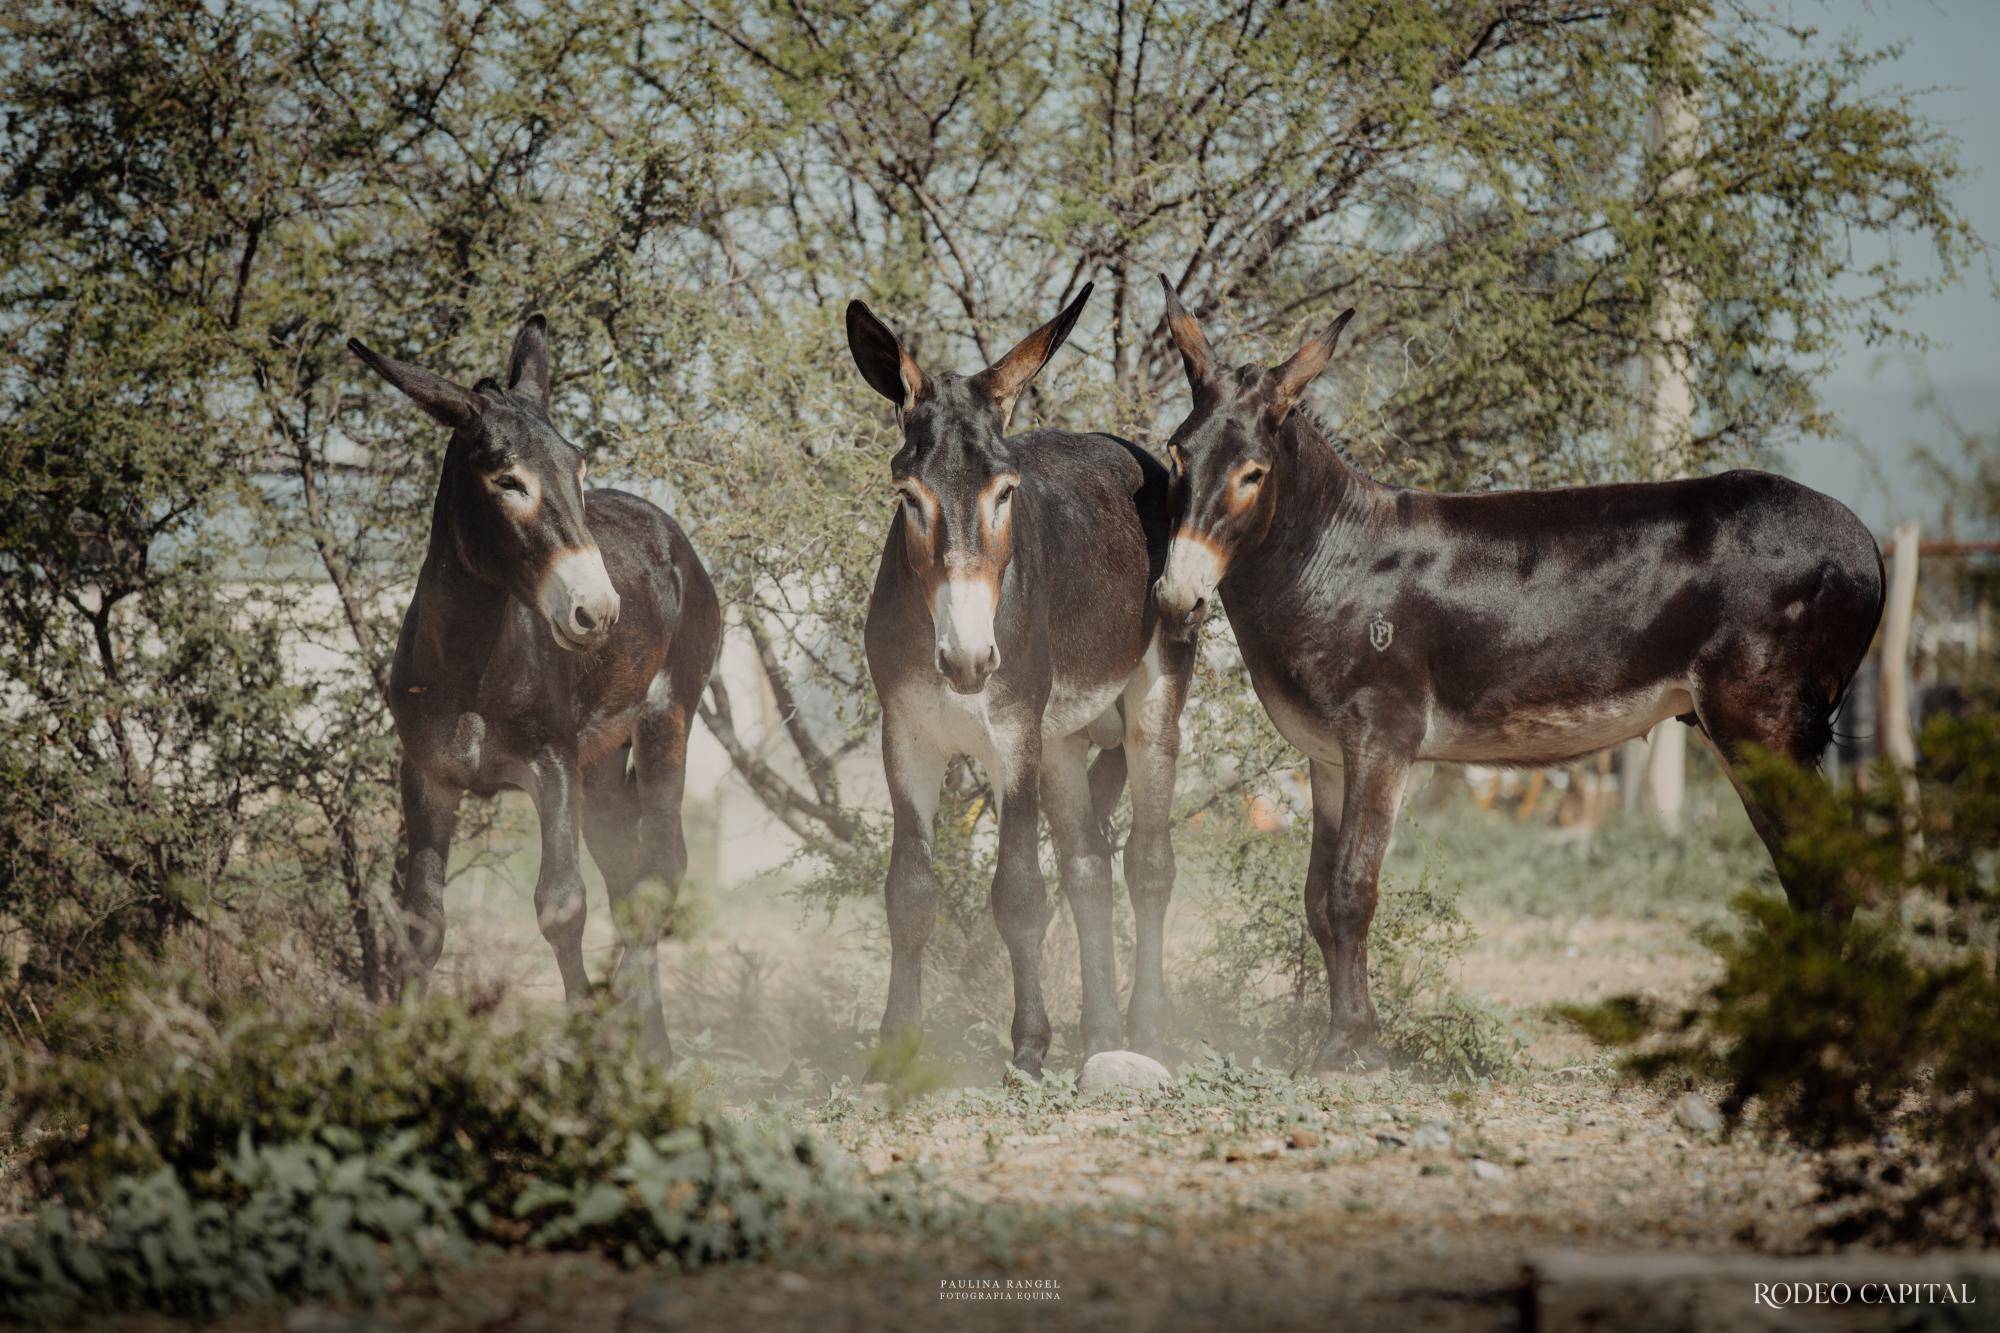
880 721 946 1049
528 747 592 1005
1040 731 1121 1059
582 739 675 1060
614 699 694 1057
991 756 1055 1078
1691 674 1841 915
1310 745 1410 1069
1122 642 1187 1058
397 758 461 1000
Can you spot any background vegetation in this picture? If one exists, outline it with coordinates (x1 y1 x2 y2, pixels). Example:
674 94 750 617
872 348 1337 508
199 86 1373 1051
2 0 1996 1314
0 0 1974 1031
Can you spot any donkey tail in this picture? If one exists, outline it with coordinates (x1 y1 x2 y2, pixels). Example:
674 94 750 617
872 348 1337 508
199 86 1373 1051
1820 529 1891 758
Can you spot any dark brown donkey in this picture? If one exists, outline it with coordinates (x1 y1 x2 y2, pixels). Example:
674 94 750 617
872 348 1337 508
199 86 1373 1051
847 286 1195 1076
348 316 720 1057
1151 277 1884 1068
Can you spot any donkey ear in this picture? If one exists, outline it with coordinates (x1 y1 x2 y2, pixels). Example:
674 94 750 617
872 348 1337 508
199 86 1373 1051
505 313 551 405
347 338 483 431
1158 274 1215 393
846 300 925 411
1266 307 1356 426
971 282 1093 429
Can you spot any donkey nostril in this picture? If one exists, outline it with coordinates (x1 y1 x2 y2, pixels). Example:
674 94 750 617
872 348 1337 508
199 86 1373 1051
982 646 1000 673
574 605 597 631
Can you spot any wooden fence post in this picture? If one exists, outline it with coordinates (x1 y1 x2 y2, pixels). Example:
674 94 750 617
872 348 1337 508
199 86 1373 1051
1877 521 1922 857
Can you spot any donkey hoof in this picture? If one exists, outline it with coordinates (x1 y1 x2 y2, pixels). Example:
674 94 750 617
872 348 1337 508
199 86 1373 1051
1313 1034 1390 1073
1006 1053 1046 1083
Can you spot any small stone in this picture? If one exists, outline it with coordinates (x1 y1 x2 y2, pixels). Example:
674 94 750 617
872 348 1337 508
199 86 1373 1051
1412 1122 1453 1153
1672 1092 1723 1136
1078 1050 1173 1094
776 1271 810 1293
1100 1175 1147 1199
1254 1137 1285 1159
283 1310 396 1333
1287 1128 1322 1150
1470 1158 1506 1182
621 1289 677 1331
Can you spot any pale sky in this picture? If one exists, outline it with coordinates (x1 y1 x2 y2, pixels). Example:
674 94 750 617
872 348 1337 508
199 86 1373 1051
1781 0 1999 533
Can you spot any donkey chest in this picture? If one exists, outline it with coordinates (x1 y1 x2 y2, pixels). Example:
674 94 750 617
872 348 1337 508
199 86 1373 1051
891 671 1124 767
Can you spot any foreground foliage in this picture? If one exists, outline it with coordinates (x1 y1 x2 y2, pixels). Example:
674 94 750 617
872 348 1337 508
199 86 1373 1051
1564 710 2000 1243
0 986 921 1319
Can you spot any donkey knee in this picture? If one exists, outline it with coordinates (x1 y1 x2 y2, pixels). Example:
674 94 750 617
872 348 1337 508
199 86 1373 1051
1325 876 1378 941
1125 833 1176 902
535 875 587 948
990 860 1050 947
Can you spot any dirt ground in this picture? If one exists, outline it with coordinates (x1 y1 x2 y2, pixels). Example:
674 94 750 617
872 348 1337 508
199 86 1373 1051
166 837 1882 1333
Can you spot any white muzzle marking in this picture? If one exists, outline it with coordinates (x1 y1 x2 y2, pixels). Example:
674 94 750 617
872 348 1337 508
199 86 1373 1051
1157 535 1226 618
931 576 999 692
539 546 621 648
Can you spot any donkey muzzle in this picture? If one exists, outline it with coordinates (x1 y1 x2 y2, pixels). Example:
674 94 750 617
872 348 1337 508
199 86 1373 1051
540 547 622 651
1155 534 1224 641
937 642 1000 694
931 576 1000 694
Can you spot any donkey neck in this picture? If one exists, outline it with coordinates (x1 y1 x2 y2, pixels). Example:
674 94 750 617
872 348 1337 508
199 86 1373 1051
402 452 513 689
1239 413 1392 582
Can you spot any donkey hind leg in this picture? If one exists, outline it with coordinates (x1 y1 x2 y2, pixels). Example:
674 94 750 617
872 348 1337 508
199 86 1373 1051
1121 639 1187 1057
1041 731 1122 1059
880 721 946 1051
582 712 687 1061
1690 671 1843 916
1308 746 1409 1070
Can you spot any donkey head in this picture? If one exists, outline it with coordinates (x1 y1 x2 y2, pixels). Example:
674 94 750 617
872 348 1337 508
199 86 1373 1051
1151 276 1355 639
845 285 1092 694
348 316 620 651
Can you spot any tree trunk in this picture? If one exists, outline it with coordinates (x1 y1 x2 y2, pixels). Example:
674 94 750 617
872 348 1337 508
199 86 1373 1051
1638 7 1705 833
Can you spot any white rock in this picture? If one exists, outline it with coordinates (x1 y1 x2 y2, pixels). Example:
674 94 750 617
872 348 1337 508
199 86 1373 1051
1471 1158 1506 1182
1672 1092 1723 1136
1412 1122 1453 1153
1078 1050 1172 1094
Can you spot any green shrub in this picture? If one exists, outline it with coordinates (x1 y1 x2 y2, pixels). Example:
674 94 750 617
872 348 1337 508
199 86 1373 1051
1185 822 1517 1078
0 979 930 1319
5 979 691 1212
1 1133 467 1321
1562 710 2000 1243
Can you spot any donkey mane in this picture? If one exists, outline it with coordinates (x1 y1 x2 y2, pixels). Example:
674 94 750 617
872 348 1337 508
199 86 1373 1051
1287 406 1376 481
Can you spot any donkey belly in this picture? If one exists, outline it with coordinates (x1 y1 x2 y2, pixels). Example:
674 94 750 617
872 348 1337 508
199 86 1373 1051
1420 680 1694 766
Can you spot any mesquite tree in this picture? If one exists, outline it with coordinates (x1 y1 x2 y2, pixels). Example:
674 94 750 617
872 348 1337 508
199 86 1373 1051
0 0 1977 1025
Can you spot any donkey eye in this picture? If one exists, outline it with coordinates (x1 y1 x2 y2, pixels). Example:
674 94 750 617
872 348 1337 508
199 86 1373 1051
994 482 1016 507
1240 465 1267 488
496 474 528 495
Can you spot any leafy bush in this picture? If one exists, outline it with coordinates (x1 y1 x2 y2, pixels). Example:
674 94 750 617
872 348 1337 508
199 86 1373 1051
0 980 928 1318
2 1133 467 1321
5 980 691 1211
1184 817 1517 1079
1563 710 2000 1242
